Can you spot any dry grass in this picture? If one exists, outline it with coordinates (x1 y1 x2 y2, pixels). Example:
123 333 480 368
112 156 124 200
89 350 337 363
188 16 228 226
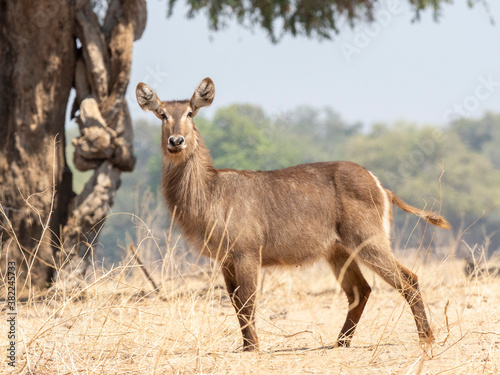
2 244 500 374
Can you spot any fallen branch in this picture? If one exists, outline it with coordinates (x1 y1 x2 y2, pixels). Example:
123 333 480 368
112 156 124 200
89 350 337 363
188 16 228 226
129 244 160 293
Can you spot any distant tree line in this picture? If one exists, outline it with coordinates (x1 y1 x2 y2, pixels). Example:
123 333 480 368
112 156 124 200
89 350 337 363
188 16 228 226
68 108 500 263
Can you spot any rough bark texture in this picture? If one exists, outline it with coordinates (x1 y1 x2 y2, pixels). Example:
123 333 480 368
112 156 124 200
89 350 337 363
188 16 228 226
0 0 146 294
0 0 76 293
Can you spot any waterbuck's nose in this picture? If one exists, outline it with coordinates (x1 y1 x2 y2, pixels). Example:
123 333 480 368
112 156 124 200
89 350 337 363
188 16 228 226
168 135 185 147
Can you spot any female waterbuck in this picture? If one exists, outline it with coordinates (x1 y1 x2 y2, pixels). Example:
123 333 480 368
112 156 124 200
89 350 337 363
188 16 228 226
136 78 450 352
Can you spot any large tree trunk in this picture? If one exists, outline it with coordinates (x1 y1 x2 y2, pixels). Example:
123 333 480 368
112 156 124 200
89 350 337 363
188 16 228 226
0 0 146 295
0 0 76 293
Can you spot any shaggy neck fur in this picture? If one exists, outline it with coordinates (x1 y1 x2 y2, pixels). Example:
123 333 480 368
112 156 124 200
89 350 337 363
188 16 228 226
161 132 216 229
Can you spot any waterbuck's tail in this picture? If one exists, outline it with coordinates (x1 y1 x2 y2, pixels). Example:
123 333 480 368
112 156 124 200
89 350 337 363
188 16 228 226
388 190 451 230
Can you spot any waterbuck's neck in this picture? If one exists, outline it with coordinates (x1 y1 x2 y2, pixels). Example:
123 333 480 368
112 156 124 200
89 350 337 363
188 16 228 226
161 136 216 226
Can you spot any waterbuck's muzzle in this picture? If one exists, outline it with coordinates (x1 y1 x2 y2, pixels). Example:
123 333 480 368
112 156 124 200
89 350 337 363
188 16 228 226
167 135 186 153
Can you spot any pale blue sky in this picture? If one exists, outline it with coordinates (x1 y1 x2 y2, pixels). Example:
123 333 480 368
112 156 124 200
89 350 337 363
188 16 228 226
129 0 500 127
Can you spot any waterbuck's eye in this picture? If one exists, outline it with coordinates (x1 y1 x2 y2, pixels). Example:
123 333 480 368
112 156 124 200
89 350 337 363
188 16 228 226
187 112 193 118
161 113 168 120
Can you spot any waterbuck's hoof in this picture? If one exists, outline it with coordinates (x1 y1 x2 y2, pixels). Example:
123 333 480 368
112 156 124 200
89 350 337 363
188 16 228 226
242 344 259 352
334 339 351 348
419 330 435 345
242 338 259 352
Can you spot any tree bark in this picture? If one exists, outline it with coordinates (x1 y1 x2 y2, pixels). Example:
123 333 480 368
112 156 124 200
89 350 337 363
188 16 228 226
0 0 146 294
0 0 76 294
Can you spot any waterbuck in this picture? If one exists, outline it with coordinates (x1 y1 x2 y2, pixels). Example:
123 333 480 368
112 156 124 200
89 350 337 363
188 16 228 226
136 78 451 352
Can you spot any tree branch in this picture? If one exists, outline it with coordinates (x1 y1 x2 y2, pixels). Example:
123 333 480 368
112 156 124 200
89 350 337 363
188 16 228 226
60 0 145 279
75 1 110 102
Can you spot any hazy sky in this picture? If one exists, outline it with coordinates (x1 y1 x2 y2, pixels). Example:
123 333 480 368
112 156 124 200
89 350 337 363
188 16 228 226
129 0 500 127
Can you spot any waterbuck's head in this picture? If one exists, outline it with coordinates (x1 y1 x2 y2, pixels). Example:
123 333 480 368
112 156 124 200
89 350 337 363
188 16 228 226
136 78 215 162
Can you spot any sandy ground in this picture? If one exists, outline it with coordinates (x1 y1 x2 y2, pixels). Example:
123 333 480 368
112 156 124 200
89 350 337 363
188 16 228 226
2 256 500 374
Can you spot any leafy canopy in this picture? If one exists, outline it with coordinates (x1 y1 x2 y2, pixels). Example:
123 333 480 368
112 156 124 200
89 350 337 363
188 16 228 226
166 0 481 41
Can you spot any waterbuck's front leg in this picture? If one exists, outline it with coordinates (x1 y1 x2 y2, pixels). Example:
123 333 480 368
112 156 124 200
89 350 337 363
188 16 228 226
221 253 260 351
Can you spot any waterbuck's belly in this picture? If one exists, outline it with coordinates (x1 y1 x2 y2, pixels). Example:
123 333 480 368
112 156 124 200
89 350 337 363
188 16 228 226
186 208 339 266
260 225 339 267
229 210 339 267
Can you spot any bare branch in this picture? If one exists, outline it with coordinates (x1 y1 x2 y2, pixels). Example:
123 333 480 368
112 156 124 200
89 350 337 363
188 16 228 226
71 54 92 119
75 1 110 102
109 102 136 171
103 0 147 42
73 98 117 171
63 0 146 278
62 161 121 264
129 243 160 293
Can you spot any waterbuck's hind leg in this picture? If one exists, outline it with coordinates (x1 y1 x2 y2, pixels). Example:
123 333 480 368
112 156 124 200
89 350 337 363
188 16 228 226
387 263 434 342
221 255 260 352
356 241 434 343
327 244 371 347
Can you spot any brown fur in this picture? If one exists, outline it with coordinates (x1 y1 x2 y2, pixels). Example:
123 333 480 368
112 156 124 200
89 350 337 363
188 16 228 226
136 78 451 352
390 191 451 230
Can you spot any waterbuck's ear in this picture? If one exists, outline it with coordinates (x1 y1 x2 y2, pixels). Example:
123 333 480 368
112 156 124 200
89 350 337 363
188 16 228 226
136 83 163 119
190 78 215 115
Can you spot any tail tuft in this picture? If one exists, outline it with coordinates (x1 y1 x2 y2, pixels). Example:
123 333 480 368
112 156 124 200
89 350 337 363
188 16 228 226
388 190 451 230
422 214 451 230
